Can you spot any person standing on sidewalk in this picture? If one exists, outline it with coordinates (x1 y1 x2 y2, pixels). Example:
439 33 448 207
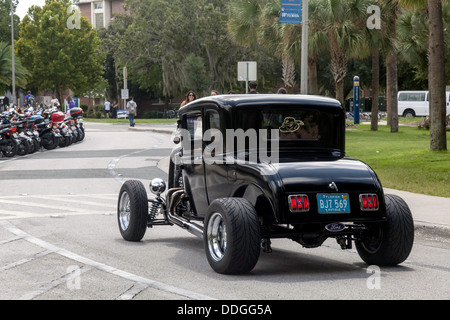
179 90 197 108
247 82 259 94
126 97 137 127
104 99 111 119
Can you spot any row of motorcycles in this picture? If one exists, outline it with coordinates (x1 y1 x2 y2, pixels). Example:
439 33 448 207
0 106 85 158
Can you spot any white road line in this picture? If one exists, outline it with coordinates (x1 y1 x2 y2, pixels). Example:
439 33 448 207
0 199 108 215
28 195 116 208
19 265 94 300
116 282 150 300
0 220 215 300
0 250 53 272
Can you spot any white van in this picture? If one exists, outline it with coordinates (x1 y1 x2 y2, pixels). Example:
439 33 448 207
398 90 450 117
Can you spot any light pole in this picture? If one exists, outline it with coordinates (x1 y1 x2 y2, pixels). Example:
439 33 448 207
300 0 309 95
10 0 16 105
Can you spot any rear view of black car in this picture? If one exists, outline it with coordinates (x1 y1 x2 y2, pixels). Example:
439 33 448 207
117 94 414 274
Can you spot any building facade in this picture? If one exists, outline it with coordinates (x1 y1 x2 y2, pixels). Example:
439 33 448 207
77 0 126 29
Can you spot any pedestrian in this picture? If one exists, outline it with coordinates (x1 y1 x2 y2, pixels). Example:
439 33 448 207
248 82 259 94
67 96 75 109
3 95 9 109
104 98 111 119
277 87 287 94
51 95 60 109
111 101 118 119
228 90 235 94
126 97 137 127
210 90 219 96
180 90 197 108
25 90 35 106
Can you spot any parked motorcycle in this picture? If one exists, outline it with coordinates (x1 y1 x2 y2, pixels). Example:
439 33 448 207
0 124 19 157
31 115 60 150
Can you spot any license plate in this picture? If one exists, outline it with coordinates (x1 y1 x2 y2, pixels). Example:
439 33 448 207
317 194 350 214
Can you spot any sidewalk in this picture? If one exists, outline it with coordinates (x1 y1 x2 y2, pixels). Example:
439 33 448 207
135 123 450 235
128 122 177 134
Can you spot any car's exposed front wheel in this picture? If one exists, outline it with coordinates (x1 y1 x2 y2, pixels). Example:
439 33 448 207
118 180 149 242
204 198 261 274
356 194 414 266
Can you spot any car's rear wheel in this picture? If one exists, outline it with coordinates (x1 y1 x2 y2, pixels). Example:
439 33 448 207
204 198 261 274
356 194 414 265
118 180 149 242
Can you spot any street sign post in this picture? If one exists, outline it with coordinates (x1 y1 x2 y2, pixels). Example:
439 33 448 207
123 67 128 110
238 62 257 93
280 0 302 24
280 0 308 94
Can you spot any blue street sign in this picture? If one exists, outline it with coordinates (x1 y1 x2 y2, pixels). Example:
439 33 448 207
353 76 360 124
280 0 302 24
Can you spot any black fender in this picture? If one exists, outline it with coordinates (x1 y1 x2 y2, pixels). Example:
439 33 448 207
231 183 279 225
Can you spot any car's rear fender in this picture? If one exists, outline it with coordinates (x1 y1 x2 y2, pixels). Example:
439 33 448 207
232 183 279 225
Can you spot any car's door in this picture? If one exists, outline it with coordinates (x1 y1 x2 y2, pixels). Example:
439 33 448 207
180 107 209 215
203 107 229 206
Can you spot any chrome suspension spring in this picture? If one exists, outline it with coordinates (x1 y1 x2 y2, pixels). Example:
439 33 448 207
149 200 162 220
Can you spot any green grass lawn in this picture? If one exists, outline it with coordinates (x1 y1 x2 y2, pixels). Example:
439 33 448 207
346 124 449 197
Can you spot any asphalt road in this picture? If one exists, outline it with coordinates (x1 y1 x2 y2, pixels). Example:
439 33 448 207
0 122 449 303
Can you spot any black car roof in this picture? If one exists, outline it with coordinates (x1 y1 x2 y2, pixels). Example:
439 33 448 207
179 94 342 114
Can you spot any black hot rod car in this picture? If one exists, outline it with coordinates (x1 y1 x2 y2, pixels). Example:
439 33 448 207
117 94 414 274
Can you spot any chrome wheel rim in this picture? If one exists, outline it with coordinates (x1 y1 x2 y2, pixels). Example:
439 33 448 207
207 212 227 261
118 192 131 231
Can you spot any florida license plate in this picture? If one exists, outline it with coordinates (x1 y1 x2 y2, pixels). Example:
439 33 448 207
317 194 350 214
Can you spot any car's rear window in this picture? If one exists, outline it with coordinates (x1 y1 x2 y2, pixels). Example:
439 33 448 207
235 106 344 152
261 110 320 141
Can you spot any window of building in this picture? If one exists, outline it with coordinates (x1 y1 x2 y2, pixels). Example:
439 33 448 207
94 2 103 10
95 13 104 29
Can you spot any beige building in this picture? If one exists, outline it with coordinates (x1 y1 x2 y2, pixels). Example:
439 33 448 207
77 0 127 29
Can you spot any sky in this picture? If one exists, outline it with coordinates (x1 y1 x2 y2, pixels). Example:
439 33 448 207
16 0 46 19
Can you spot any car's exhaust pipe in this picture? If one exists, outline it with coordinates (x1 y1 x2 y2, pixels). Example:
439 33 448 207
166 188 203 239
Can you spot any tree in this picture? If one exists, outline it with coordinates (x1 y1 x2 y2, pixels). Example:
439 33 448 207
427 0 447 151
0 0 19 45
382 1 400 132
183 53 209 94
397 0 447 151
16 0 104 103
0 42 29 93
316 0 370 104
366 1 398 131
110 0 248 101
98 14 134 105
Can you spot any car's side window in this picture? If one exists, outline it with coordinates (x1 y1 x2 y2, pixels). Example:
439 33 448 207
208 111 220 130
204 110 221 148
185 112 202 140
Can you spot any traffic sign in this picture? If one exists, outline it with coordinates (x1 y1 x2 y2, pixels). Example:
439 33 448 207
280 0 302 24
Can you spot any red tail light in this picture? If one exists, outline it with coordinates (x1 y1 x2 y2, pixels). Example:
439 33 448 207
360 194 379 211
288 195 310 212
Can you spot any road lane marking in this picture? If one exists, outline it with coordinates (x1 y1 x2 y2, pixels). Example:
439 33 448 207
0 220 215 300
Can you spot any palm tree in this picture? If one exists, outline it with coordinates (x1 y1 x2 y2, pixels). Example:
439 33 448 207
364 2 393 131
0 42 28 94
375 0 401 132
315 0 370 104
397 0 447 151
426 0 447 151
